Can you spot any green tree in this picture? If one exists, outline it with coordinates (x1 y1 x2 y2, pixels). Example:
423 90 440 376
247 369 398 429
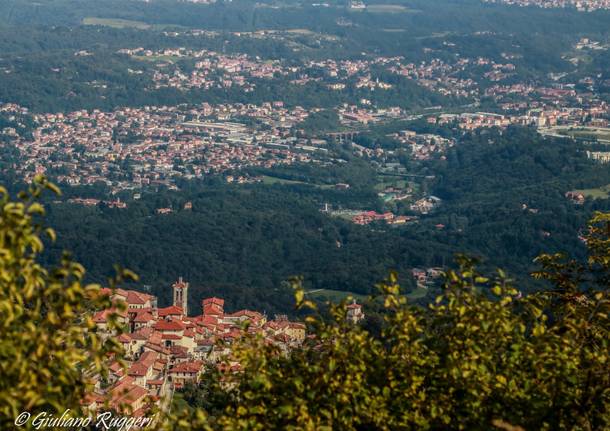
169 215 610 430
0 176 133 429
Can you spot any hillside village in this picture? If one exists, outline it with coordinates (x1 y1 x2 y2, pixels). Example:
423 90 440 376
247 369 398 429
86 277 334 416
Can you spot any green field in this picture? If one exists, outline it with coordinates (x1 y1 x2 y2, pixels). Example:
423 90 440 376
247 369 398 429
261 175 333 189
573 184 610 199
554 127 610 144
82 17 183 31
83 17 152 29
305 286 429 303
133 54 181 63
406 286 429 300
305 289 367 303
374 177 409 191
363 4 418 13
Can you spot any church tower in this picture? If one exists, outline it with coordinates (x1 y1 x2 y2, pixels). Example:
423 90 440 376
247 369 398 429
172 277 189 316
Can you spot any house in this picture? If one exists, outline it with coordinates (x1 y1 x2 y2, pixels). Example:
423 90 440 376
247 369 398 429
202 297 225 316
565 191 585 204
346 301 364 324
168 360 204 388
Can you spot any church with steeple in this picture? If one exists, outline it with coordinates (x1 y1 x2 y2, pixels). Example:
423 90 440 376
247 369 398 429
172 277 189 316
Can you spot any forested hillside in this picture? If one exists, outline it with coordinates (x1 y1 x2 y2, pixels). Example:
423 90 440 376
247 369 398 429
28 128 610 314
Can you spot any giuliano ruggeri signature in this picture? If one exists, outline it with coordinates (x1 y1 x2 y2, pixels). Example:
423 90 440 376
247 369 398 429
14 410 155 431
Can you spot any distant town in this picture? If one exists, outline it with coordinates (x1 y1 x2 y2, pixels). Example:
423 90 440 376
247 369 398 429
483 0 610 11
2 39 608 199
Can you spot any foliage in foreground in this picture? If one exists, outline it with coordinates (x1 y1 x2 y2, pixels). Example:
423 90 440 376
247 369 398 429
0 180 608 430
169 214 610 431
0 177 133 429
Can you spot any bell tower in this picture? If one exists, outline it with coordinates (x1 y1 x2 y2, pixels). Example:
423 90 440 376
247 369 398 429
172 277 189 316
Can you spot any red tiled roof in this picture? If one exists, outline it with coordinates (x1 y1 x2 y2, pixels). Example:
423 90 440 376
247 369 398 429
195 315 219 325
133 311 155 323
128 363 148 377
226 309 264 320
169 360 203 374
153 319 185 331
118 334 132 343
131 327 155 340
126 291 147 305
110 382 148 408
81 392 104 406
158 305 184 317
196 339 214 346
144 342 170 356
109 362 124 373
170 345 189 358
93 308 127 323
202 297 224 307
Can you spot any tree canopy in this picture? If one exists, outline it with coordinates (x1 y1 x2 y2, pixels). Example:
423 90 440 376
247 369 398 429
0 176 132 429
170 215 610 431
0 180 608 430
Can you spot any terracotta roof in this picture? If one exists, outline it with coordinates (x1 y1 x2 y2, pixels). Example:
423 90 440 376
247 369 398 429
109 362 124 373
128 363 148 377
202 297 224 307
196 339 214 346
170 345 189 357
81 392 104 406
131 327 155 340
118 334 132 343
158 305 184 317
195 315 219 325
263 321 280 331
93 308 127 323
126 291 147 305
144 342 170 356
133 311 155 323
169 360 203 374
226 309 264 320
138 351 158 367
128 351 157 377
115 289 129 299
110 382 148 408
153 319 185 331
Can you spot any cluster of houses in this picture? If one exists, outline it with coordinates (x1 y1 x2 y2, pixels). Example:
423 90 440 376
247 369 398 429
411 268 444 289
387 130 455 160
3 39 609 194
483 0 610 11
350 210 416 226
118 44 607 115
565 191 586 204
429 104 609 130
87 278 312 416
410 196 442 215
378 186 412 203
338 105 404 126
3 102 332 193
119 48 287 91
